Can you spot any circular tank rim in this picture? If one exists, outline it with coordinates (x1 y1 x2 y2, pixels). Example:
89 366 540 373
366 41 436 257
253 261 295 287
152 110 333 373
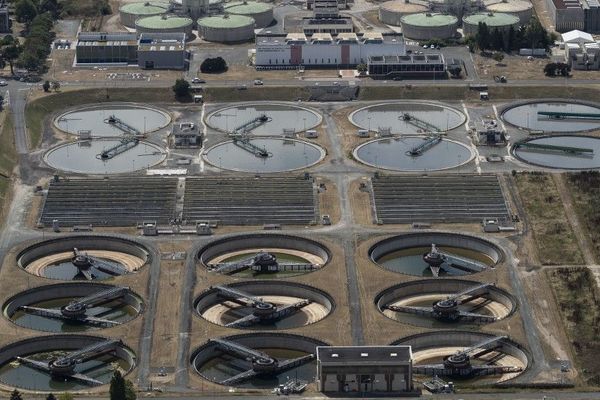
202 137 326 173
374 278 518 324
205 102 323 134
42 139 167 176
368 231 505 277
2 282 145 333
224 1 272 13
16 235 152 278
135 14 194 28
197 233 332 276
380 0 429 12
390 330 530 382
0 334 136 391
462 12 520 26
352 136 475 172
400 12 459 26
190 332 328 386
197 14 256 28
53 102 172 136
119 1 170 14
348 101 466 132
510 134 600 170
500 98 600 134
193 280 335 330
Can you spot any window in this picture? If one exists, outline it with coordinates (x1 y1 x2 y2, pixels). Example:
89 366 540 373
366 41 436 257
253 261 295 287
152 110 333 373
360 353 368 357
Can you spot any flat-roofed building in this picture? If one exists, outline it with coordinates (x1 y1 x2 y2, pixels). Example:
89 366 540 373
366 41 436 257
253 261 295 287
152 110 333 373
137 32 188 69
317 346 416 394
368 53 446 78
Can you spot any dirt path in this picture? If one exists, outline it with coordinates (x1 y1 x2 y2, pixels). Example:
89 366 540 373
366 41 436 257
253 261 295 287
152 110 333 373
552 174 595 265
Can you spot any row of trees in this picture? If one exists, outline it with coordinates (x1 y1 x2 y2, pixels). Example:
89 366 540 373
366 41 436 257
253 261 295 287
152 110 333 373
466 17 556 53
14 0 60 24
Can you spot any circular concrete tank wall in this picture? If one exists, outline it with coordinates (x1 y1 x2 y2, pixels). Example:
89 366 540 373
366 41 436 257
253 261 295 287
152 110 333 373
379 0 429 26
484 0 532 24
0 335 136 390
135 14 194 37
119 1 170 28
375 279 516 327
198 234 331 278
512 135 600 169
400 13 458 40
3 283 144 332
463 12 520 36
392 331 529 383
224 1 273 28
17 236 151 281
191 332 326 387
198 14 255 43
501 100 600 133
369 232 503 277
195 281 334 329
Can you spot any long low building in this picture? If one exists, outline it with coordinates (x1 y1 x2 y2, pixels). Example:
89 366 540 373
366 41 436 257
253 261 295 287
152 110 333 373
368 53 446 78
75 32 189 70
255 32 406 68
546 0 600 32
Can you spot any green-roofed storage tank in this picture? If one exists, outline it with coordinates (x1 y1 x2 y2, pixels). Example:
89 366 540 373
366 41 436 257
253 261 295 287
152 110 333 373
198 14 255 43
462 12 520 36
379 0 429 26
135 14 194 37
485 0 533 25
119 2 170 28
400 12 458 40
223 1 274 28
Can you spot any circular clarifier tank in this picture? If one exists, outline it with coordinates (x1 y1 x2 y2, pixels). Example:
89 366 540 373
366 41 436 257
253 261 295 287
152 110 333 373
54 104 171 137
206 103 322 134
198 234 331 279
191 333 326 388
392 331 529 383
44 139 166 174
369 232 503 277
512 135 600 169
3 283 143 333
203 138 325 173
375 279 516 328
350 102 466 134
502 100 600 133
0 335 136 391
353 136 473 171
17 236 150 281
195 281 333 330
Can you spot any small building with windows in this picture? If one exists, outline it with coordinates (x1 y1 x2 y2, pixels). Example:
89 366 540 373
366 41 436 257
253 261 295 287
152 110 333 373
367 53 447 78
316 346 416 395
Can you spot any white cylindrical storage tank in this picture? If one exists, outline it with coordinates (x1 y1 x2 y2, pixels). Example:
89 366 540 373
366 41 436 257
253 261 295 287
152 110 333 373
197 14 255 43
462 12 520 36
223 1 274 28
183 0 209 20
485 0 533 25
379 0 429 26
400 12 458 40
135 14 194 37
119 1 170 29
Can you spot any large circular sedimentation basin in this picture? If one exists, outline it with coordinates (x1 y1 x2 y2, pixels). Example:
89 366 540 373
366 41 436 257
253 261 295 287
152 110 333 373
512 135 600 169
3 283 143 332
203 138 325 173
354 137 473 171
375 279 516 327
0 335 135 390
198 234 330 278
55 104 170 137
392 331 529 383
350 102 466 134
191 333 326 388
369 232 502 277
17 236 150 281
207 103 321 134
44 139 166 174
502 100 600 133
195 281 333 330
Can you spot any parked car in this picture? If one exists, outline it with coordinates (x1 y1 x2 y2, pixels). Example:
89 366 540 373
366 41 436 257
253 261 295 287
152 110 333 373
253 79 263 85
0 81 7 86
192 77 205 84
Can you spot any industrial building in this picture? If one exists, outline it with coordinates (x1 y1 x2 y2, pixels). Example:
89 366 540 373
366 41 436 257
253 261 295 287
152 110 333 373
400 13 458 40
301 0 354 35
368 53 447 78
172 122 202 148
307 0 348 10
560 29 600 69
75 32 188 70
255 32 406 68
545 0 600 32
0 2 9 33
317 346 415 394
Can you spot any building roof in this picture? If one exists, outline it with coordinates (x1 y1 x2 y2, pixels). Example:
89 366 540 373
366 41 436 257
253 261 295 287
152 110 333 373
198 14 255 28
136 14 193 29
562 29 594 43
224 1 272 14
317 346 412 365
369 53 444 63
138 32 186 50
119 1 170 14
401 12 458 27
463 12 520 26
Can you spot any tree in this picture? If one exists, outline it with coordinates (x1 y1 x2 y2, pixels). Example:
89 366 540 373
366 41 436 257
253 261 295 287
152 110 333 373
356 63 367 73
10 389 22 400
507 25 516 51
125 379 136 400
15 0 38 24
110 371 126 400
476 22 490 50
46 394 57 400
464 35 476 53
200 56 227 73
2 44 21 75
493 52 504 63
39 0 61 18
448 64 462 78
58 393 73 400
172 78 190 98
491 28 504 51
51 80 60 91
43 80 50 92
